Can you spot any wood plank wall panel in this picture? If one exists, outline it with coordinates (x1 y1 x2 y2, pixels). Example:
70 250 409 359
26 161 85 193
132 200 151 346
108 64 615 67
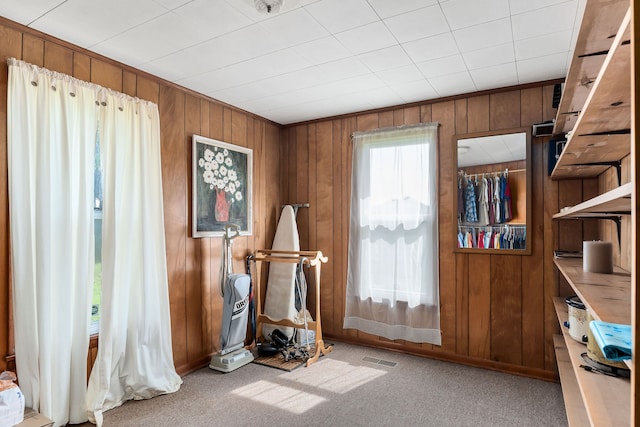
0 20 283 375
1 17 621 382
283 83 597 380
520 87 545 370
0 24 22 367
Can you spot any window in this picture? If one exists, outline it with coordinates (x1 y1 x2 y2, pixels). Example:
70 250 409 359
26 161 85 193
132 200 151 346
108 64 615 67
344 123 441 344
92 133 102 335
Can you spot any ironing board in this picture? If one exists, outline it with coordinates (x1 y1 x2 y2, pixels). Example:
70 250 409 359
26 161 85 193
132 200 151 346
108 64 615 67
261 205 299 340
252 250 333 367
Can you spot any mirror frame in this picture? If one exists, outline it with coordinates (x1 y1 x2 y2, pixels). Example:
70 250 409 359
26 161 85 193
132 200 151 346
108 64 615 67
452 127 532 255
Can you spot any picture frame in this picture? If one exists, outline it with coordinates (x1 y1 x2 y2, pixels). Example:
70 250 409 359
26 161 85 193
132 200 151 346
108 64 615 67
192 135 253 237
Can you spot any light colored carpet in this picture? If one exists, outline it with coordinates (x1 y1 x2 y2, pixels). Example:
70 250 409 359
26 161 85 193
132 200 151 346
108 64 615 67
79 342 568 427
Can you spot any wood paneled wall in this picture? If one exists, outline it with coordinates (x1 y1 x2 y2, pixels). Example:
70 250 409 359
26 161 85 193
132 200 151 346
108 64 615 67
0 17 618 382
0 18 284 375
283 85 601 380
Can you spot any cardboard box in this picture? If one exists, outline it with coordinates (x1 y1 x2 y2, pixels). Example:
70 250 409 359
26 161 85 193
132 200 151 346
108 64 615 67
15 408 53 427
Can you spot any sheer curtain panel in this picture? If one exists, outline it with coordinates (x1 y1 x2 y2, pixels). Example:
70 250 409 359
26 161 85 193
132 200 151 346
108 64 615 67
86 86 182 426
344 123 441 345
7 58 181 427
7 58 97 425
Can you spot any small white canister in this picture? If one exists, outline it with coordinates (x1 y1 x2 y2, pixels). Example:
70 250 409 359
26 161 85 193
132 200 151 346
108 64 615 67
564 296 588 343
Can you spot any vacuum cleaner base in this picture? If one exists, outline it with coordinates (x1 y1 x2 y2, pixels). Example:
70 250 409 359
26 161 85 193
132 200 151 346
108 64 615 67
209 348 254 373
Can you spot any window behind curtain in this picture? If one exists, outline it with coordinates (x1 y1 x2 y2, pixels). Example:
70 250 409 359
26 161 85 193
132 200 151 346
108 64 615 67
344 123 441 344
92 132 102 335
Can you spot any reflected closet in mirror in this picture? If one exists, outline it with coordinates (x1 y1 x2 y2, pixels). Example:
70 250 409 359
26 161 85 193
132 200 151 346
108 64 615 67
453 127 532 254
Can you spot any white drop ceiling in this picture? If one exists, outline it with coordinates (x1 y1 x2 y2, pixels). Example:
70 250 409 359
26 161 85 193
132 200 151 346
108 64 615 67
1 0 586 125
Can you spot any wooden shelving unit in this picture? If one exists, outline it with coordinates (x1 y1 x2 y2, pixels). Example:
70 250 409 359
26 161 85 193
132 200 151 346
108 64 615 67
553 0 630 135
550 1 634 425
554 258 631 330
553 334 590 427
553 182 631 219
551 6 631 180
553 299 630 426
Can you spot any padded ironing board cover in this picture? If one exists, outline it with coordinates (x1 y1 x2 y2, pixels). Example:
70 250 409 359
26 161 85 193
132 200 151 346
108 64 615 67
263 205 299 340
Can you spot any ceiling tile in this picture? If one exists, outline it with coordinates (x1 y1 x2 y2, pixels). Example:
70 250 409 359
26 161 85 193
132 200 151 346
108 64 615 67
153 0 193 9
259 7 328 46
462 43 515 70
140 48 208 82
514 30 572 61
334 21 397 55
292 36 352 65
428 70 476 97
509 0 573 15
316 57 370 81
196 24 287 69
390 80 439 103
357 86 405 108
440 0 510 30
453 17 512 53
3 0 589 125
403 33 460 63
516 51 568 83
244 66 331 97
182 47 312 93
511 1 578 41
367 0 437 19
416 54 467 79
172 0 253 40
470 62 518 91
304 0 378 33
31 0 167 48
375 65 424 85
0 0 63 25
358 45 412 72
93 13 203 66
384 4 450 43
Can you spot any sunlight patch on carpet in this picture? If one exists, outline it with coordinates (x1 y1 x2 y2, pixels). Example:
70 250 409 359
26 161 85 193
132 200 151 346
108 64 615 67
281 358 387 394
230 380 327 414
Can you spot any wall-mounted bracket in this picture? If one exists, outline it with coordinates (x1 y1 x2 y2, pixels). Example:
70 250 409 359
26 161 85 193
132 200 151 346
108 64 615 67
281 203 310 215
567 160 622 186
568 215 622 249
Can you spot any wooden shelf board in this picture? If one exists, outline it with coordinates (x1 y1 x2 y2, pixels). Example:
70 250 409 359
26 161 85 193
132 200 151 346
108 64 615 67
552 8 631 179
554 0 630 134
553 182 632 218
569 16 631 136
554 258 631 325
553 298 630 427
552 133 630 180
553 334 590 427
551 165 611 180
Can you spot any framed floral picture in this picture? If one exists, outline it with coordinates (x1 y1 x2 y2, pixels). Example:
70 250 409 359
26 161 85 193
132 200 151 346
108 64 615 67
192 135 252 237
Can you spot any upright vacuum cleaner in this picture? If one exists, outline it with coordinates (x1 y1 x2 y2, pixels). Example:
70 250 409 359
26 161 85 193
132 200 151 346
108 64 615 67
209 224 254 373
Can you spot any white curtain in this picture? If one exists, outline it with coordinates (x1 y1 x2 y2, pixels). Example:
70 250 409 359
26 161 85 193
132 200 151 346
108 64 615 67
7 58 181 427
8 58 98 425
344 123 441 345
86 82 182 426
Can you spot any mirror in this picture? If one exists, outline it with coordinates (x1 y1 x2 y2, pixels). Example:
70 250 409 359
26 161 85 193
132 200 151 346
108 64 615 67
453 127 531 254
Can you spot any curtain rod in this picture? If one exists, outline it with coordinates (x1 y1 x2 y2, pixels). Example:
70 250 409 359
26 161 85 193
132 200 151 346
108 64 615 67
352 122 439 138
458 224 526 229
458 168 525 178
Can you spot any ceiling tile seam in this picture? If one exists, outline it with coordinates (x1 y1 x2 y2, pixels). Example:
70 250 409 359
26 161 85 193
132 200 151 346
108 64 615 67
507 0 519 85
26 0 67 27
428 0 466 97
85 9 179 49
136 9 334 80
